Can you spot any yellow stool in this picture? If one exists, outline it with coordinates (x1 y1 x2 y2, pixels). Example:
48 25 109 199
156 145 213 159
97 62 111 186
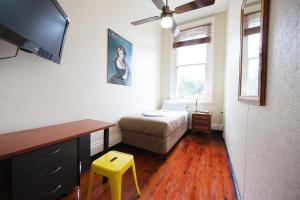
87 150 141 200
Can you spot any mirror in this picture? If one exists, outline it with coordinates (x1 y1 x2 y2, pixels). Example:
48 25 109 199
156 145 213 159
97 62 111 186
239 0 269 105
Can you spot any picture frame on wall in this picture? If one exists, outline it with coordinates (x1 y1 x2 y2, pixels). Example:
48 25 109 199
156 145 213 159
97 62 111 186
107 29 133 86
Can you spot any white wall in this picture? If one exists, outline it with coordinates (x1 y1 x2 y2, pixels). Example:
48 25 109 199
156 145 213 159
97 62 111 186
0 0 162 155
160 12 227 128
224 0 300 199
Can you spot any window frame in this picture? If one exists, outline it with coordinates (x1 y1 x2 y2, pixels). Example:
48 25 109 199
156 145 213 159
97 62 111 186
175 44 209 99
173 18 214 103
241 32 260 96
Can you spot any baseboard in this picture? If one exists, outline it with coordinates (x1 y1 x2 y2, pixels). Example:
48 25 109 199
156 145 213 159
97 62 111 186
223 140 241 200
211 123 224 131
90 134 122 156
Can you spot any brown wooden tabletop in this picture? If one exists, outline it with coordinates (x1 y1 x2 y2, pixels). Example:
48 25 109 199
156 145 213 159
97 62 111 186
0 119 115 160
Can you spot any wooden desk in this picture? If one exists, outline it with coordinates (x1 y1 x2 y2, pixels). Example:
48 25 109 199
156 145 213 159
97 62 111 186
0 119 115 200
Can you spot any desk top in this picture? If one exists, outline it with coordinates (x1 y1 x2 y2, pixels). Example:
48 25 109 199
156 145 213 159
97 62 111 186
0 119 115 160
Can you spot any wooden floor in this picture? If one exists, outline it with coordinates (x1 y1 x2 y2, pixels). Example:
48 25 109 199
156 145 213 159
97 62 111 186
61 133 236 200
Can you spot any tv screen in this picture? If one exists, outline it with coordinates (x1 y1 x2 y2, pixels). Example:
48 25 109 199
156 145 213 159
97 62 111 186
0 0 69 64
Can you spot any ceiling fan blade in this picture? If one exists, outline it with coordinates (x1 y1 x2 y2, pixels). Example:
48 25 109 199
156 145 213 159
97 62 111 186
172 19 181 38
151 0 165 10
131 16 160 26
175 0 215 14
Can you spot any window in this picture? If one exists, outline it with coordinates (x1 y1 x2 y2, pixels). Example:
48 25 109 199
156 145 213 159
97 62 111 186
176 44 208 98
245 33 260 96
241 11 261 96
174 23 212 101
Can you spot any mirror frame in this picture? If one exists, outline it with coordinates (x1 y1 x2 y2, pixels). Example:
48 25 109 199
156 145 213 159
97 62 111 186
238 0 270 106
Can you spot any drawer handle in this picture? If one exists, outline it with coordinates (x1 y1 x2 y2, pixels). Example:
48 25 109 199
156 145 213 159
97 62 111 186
43 184 62 196
41 166 62 176
44 148 61 157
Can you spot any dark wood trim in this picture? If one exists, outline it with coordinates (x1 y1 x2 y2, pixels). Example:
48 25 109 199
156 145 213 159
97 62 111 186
244 26 261 36
238 0 269 106
259 0 269 106
173 37 211 48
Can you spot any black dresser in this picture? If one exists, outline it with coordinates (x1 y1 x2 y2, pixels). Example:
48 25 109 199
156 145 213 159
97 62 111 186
14 140 76 200
0 140 79 200
0 119 114 200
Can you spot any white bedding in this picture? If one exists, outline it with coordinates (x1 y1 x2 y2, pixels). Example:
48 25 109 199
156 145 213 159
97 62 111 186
143 109 189 123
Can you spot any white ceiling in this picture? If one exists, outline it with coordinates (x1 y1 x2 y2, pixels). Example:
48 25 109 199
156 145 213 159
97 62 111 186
170 0 229 23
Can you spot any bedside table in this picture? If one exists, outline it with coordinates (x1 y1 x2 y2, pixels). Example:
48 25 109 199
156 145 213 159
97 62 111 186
192 112 211 134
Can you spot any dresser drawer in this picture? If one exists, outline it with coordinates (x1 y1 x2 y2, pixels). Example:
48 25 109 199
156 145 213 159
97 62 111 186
192 114 210 121
192 119 210 126
22 172 77 200
192 125 210 133
12 156 77 200
12 139 77 180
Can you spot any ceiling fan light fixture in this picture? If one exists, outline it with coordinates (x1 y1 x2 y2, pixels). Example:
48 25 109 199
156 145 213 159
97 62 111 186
161 15 173 29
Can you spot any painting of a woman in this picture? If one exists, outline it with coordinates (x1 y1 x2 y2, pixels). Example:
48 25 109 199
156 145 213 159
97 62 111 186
107 29 132 86
109 45 129 85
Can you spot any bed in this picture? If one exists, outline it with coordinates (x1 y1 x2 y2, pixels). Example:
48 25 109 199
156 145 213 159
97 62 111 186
119 100 189 155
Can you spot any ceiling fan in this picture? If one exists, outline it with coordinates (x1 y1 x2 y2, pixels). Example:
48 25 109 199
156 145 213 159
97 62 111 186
131 0 216 38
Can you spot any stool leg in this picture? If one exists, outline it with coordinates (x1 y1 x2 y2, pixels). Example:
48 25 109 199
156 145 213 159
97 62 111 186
131 161 141 196
109 175 122 200
87 169 95 200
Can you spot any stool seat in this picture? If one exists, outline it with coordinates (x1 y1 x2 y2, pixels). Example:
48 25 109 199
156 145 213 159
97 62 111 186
87 150 141 200
93 151 133 172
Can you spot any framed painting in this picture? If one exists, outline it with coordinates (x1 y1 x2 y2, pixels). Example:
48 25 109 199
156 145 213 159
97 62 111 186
107 29 133 86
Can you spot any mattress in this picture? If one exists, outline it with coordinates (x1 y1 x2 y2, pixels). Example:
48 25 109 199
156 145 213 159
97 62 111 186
119 110 189 138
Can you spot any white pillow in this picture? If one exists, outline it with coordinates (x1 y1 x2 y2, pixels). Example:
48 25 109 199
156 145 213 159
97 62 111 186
143 111 164 117
161 100 187 111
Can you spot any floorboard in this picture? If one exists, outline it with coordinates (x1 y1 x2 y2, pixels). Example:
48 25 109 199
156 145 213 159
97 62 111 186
61 133 236 200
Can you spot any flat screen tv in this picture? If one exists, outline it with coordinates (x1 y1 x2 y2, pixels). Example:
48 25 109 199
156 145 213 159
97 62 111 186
0 0 70 64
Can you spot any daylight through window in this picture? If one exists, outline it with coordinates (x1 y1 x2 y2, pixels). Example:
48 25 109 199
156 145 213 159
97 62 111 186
176 44 208 98
174 22 212 100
